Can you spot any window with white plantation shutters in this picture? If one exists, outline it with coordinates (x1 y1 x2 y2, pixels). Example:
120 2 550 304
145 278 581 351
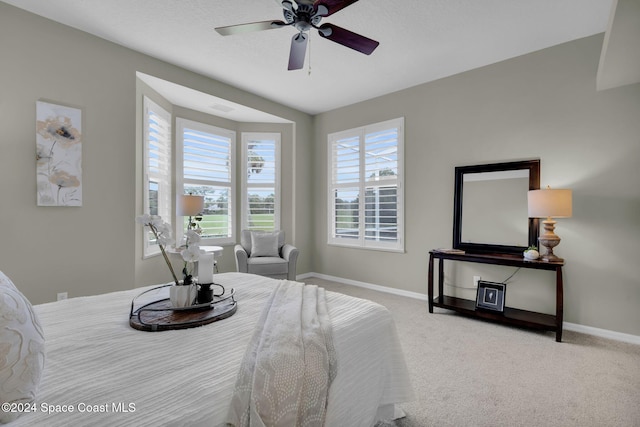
143 97 172 257
176 118 236 245
241 133 280 231
331 134 360 241
328 118 404 251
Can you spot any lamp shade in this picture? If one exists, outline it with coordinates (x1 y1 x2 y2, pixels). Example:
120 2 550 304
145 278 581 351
179 194 204 216
528 188 572 218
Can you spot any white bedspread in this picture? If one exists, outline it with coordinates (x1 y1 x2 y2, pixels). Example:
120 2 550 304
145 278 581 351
227 281 337 426
8 273 413 426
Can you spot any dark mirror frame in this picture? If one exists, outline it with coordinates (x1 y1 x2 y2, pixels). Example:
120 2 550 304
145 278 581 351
453 159 540 255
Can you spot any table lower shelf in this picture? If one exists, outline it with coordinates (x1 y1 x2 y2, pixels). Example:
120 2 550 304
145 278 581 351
432 296 557 332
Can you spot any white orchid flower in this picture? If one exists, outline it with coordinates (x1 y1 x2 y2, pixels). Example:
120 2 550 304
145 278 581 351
181 244 202 263
157 234 174 246
135 214 180 286
149 215 164 229
156 221 172 236
185 229 201 245
136 214 153 225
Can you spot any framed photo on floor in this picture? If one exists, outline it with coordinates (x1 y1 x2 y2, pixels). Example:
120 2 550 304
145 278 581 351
475 281 506 312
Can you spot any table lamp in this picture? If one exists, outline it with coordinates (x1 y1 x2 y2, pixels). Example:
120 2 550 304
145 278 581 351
527 186 572 262
179 194 204 231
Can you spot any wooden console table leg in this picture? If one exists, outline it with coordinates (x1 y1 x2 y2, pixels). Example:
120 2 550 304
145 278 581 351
556 267 564 342
438 258 445 304
428 253 434 313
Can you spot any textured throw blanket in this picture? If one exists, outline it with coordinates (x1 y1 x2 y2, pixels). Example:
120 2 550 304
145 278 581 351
226 281 337 427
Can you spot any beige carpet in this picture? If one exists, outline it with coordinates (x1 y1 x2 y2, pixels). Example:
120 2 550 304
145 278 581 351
304 277 640 427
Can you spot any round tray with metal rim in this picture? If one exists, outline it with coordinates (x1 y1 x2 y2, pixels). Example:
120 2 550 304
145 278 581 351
129 284 237 332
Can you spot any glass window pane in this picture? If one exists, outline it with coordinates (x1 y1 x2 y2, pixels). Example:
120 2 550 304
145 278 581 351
333 136 360 184
334 188 359 239
184 184 232 239
183 128 232 182
246 188 275 231
148 181 159 216
247 140 276 184
365 185 398 242
365 128 398 181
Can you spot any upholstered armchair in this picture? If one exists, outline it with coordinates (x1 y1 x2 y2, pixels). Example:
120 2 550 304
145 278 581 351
234 230 299 280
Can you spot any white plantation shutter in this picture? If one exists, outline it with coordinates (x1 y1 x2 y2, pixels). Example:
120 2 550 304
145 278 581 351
364 127 399 244
177 118 236 245
328 118 404 251
333 135 360 184
183 128 232 182
242 133 280 231
330 133 361 241
143 97 171 257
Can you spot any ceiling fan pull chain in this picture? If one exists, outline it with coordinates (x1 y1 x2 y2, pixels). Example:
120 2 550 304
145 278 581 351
308 33 312 76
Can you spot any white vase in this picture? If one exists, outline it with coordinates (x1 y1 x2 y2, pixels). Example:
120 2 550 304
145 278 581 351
523 250 540 260
169 283 197 308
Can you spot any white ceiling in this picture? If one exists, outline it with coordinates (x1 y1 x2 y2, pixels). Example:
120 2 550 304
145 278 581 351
5 0 614 117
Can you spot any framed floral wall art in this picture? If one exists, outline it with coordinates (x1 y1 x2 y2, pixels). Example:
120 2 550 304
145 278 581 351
36 100 82 206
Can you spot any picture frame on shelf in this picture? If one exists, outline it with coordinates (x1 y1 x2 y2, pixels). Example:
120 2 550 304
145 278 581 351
475 280 506 312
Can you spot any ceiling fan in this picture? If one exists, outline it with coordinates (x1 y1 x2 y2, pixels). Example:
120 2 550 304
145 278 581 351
215 0 380 70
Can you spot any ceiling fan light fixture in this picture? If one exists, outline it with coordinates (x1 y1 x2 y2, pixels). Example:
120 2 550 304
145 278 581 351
281 0 294 12
283 10 295 24
318 26 332 37
315 4 329 17
218 0 379 70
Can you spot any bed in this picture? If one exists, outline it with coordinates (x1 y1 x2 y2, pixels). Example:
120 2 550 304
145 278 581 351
3 272 413 426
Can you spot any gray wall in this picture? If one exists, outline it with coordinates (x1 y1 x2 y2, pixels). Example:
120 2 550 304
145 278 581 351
312 35 640 336
2 3 639 337
0 3 313 303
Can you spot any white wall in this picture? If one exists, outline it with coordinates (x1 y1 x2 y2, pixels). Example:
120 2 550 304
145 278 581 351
312 35 640 336
0 3 313 304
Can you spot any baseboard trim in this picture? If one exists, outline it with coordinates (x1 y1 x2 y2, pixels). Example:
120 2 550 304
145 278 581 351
563 322 640 345
299 272 428 301
297 272 640 346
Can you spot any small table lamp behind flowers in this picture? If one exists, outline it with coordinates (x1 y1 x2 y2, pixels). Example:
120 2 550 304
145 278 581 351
137 214 202 307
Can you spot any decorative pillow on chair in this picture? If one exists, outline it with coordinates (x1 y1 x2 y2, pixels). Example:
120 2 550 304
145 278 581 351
250 231 280 258
0 271 45 424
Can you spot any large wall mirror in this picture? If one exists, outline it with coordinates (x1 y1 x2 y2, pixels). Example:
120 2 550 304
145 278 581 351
453 160 540 255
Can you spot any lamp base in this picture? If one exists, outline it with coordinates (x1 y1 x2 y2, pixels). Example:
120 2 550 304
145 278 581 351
541 253 564 263
539 218 563 262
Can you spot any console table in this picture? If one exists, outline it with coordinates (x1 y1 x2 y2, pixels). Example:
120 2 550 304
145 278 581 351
427 250 564 342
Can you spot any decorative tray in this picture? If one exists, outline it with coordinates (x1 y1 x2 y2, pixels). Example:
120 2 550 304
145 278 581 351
129 284 237 332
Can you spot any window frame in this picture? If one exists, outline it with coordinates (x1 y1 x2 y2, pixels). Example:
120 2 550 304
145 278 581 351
175 117 236 246
142 96 172 258
241 132 281 232
327 117 405 252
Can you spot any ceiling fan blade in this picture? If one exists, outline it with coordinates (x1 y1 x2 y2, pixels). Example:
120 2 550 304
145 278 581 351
288 32 308 70
314 0 359 16
317 23 379 55
215 20 286 36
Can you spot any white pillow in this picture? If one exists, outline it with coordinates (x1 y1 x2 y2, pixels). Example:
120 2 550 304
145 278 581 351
0 271 45 424
250 231 280 258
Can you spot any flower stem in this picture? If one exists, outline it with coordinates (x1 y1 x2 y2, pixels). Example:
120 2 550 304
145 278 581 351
149 225 180 286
